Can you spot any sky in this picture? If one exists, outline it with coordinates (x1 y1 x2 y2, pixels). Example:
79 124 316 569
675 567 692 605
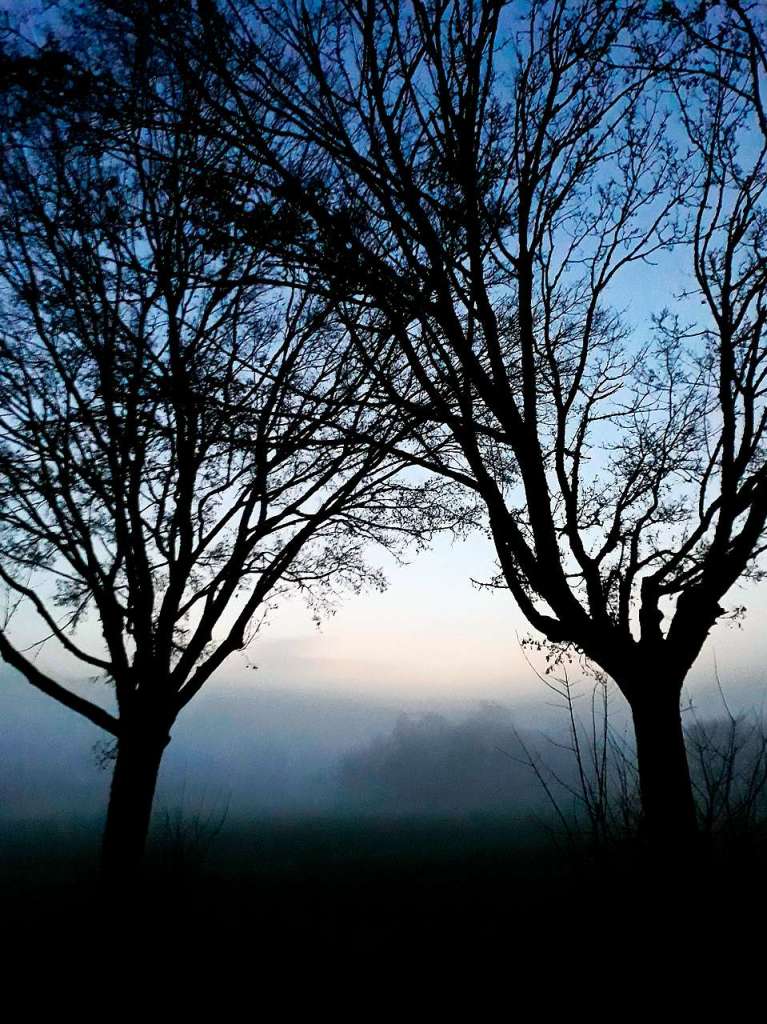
218 530 767 707
6 517 767 716
8 517 767 706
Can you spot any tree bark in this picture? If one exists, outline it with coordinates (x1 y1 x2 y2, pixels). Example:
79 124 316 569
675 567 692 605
101 723 170 883
629 687 698 850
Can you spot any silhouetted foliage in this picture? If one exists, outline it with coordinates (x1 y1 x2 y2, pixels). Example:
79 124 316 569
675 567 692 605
687 690 767 847
156 0 767 846
518 671 767 860
0 4 459 879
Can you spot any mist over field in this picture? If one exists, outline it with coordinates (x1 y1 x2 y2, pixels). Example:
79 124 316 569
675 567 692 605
3 662 765 838
3 660 767 958
0 670 556 828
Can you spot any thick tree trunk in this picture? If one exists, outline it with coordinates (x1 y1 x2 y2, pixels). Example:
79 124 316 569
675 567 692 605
101 724 170 883
629 687 698 848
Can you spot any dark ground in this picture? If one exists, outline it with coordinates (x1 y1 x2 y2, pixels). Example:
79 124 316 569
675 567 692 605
3 814 765 971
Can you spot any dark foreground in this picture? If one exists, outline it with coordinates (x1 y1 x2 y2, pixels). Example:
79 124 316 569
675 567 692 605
3 815 765 970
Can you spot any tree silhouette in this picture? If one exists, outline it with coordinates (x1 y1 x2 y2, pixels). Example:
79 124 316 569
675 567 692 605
0 10 455 879
169 0 767 846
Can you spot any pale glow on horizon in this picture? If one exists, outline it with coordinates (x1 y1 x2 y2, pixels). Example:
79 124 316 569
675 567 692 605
225 533 535 700
217 534 767 707
7 532 767 711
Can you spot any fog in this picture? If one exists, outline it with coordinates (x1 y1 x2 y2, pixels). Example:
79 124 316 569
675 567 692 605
0 667 590 831
0 673 393 824
3 657 765 841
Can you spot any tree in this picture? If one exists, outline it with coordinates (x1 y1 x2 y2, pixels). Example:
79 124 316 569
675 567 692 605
0 9 453 879
164 0 767 847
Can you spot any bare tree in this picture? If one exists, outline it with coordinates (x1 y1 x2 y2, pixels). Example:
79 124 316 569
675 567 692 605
159 0 767 847
514 669 767 872
511 672 641 859
686 676 767 847
0 11 454 879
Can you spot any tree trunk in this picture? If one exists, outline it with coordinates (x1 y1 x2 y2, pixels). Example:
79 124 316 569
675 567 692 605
630 687 698 850
101 724 170 883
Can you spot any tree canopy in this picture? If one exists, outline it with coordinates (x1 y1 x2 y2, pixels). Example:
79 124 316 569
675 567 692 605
0 5 459 874
159 0 767 840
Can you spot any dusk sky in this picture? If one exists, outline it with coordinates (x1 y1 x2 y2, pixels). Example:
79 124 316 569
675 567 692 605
6 491 767 713
5 205 760 714
219 532 767 707
11 525 760 715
